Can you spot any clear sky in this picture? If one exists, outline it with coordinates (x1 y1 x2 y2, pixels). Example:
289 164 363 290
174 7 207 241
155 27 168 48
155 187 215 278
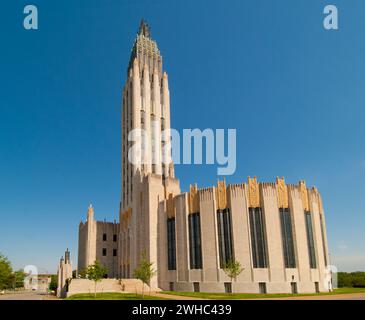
0 0 364 274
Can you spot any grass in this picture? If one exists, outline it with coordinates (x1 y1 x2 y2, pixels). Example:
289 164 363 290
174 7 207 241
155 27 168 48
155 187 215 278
65 287 365 300
65 292 170 300
161 287 365 300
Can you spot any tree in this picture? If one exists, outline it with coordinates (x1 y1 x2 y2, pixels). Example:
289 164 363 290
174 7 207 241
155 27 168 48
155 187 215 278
133 252 157 298
12 270 26 289
85 260 108 298
49 275 58 292
222 259 244 293
0 253 13 290
338 272 352 287
78 268 87 279
338 272 365 288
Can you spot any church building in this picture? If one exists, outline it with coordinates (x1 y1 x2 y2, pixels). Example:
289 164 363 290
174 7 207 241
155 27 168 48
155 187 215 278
78 20 331 294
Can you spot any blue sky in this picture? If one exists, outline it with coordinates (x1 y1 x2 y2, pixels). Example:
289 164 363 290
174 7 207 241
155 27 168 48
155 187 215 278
0 0 364 273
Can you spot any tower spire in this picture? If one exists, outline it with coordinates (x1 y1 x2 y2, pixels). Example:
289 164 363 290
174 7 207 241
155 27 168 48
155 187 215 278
87 204 94 221
138 18 151 38
128 19 162 82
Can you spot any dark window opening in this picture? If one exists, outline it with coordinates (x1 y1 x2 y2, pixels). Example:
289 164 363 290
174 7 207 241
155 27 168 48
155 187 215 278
217 208 234 268
113 249 117 257
103 233 107 241
320 215 328 266
279 208 296 268
102 248 107 256
291 282 298 294
193 282 200 292
167 218 176 270
249 207 268 268
224 282 232 293
259 282 267 294
315 282 320 293
305 212 317 269
188 213 203 269
113 234 117 242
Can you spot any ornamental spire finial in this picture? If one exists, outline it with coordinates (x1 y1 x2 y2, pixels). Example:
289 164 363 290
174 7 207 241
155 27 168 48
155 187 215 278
139 18 151 38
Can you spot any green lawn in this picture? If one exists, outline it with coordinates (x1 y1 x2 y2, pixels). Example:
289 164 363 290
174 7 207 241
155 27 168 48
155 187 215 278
161 287 365 300
66 293 170 300
64 287 365 300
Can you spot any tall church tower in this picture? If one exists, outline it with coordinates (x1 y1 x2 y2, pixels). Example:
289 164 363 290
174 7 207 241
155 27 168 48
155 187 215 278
119 20 180 286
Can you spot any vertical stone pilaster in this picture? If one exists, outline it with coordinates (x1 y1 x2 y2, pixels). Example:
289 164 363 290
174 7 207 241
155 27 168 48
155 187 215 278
176 194 189 282
152 69 162 175
228 184 253 282
132 58 141 173
200 188 219 282
162 72 171 178
289 185 311 286
309 188 325 288
142 64 152 173
262 183 285 282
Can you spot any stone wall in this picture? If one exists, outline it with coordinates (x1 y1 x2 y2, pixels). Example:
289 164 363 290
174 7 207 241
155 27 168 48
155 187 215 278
67 279 152 297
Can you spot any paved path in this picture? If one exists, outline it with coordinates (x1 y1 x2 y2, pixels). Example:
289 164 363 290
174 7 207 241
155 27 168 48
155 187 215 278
153 292 365 300
1 291 364 301
0 292 49 300
250 292 365 300
272 293 365 300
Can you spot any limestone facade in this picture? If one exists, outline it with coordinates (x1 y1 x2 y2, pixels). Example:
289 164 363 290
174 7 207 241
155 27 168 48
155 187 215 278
78 205 119 278
57 249 73 298
77 20 331 294
157 178 331 293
